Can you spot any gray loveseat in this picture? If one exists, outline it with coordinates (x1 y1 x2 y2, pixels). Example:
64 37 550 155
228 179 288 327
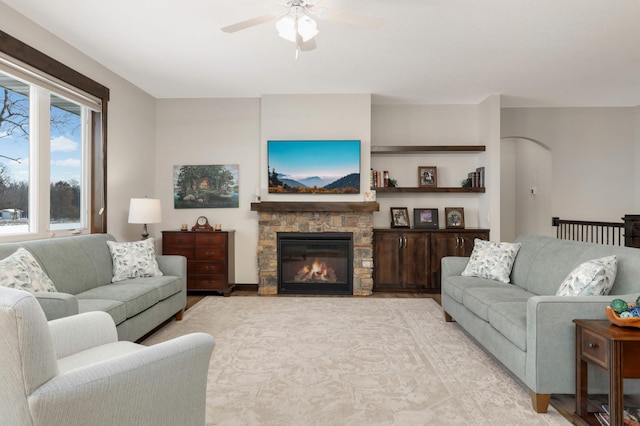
441 235 640 413
0 233 186 342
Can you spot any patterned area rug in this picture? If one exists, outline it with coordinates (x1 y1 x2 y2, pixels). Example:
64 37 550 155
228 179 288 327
142 297 570 425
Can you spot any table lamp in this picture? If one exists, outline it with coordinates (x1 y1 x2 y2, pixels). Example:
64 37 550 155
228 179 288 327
128 198 162 240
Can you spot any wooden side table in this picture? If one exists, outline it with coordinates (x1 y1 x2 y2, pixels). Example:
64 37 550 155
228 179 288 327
573 319 640 425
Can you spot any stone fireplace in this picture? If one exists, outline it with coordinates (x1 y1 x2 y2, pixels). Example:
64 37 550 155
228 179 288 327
252 202 378 296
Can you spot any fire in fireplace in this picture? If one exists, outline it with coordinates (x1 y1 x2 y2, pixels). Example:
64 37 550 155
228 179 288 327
277 232 353 295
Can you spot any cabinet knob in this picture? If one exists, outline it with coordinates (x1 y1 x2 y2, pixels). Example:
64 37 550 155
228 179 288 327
587 342 599 349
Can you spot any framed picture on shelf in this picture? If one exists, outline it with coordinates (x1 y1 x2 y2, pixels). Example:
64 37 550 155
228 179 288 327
413 208 439 229
390 207 410 228
445 207 465 229
418 166 437 188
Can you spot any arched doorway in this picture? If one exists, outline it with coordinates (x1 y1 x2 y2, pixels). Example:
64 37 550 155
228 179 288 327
500 137 552 242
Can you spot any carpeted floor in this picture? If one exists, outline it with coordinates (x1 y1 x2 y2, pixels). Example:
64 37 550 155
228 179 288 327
142 297 571 425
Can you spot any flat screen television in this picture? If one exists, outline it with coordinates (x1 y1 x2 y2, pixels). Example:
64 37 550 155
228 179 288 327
267 140 361 194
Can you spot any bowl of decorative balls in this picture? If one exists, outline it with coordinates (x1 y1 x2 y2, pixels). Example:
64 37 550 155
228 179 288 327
606 296 640 328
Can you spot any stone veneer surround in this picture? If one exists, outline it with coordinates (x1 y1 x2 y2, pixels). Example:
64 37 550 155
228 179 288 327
256 210 374 295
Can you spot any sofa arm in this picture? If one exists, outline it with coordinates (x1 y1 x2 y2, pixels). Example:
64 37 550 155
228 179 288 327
34 292 78 320
525 293 640 394
48 311 118 359
441 256 469 278
28 333 215 426
156 255 187 278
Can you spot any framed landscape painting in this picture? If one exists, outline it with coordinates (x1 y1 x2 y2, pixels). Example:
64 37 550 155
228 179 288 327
173 164 239 208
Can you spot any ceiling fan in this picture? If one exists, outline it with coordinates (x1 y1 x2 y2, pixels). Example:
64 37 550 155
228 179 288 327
221 0 383 58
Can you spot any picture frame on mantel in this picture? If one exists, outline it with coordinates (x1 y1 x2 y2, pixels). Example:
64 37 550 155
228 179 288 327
445 207 465 229
414 208 439 229
390 207 410 228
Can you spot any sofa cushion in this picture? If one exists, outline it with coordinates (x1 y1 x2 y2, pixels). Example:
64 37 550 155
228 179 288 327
78 299 127 325
111 275 183 301
76 284 160 319
0 248 57 293
107 239 163 283
441 275 509 304
487 302 528 351
463 286 533 322
462 239 522 283
556 255 618 296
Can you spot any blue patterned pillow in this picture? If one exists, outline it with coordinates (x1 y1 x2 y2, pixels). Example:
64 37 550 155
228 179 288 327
461 239 522 283
107 238 163 283
556 256 617 296
0 247 57 292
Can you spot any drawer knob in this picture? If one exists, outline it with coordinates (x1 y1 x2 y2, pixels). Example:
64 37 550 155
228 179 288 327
588 342 599 349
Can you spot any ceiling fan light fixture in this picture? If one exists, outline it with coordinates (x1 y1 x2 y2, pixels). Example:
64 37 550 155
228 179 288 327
276 13 318 43
297 15 318 42
276 14 296 42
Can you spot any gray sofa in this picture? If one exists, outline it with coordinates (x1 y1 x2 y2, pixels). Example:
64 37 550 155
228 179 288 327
0 233 186 342
441 235 640 413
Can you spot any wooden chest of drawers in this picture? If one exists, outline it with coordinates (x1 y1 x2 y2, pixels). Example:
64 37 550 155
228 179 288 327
162 230 235 296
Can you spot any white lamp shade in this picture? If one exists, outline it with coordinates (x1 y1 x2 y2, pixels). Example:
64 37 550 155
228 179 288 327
276 15 297 42
128 198 162 224
297 15 318 42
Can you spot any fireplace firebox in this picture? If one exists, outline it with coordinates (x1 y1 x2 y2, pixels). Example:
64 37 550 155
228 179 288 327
277 232 353 295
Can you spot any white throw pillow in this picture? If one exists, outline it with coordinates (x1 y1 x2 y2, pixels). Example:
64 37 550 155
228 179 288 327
556 255 617 296
0 247 57 292
107 238 163 283
461 239 522 283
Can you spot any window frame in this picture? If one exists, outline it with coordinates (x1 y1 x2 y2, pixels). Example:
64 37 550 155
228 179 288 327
0 30 109 238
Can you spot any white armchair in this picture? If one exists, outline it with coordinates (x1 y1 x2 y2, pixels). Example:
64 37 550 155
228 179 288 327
0 286 215 426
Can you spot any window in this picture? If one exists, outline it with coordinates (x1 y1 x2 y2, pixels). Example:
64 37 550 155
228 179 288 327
0 30 109 241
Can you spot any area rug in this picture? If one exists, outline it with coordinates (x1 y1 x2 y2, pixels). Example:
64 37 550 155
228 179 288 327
142 297 570 425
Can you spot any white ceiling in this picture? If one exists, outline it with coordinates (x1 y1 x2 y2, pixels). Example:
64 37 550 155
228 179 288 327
3 0 640 107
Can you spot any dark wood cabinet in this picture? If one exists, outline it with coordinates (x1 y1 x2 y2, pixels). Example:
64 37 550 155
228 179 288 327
430 230 489 289
162 230 235 296
373 228 489 293
373 230 429 291
373 229 434 292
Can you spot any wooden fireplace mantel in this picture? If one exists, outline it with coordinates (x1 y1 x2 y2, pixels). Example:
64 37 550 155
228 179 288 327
250 202 380 213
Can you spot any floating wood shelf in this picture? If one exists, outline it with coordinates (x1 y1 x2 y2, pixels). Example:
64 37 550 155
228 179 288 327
374 187 485 193
250 202 380 213
371 145 486 154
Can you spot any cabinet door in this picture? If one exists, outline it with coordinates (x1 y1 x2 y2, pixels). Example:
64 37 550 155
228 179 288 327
458 232 487 257
430 233 461 290
373 231 403 290
402 233 430 289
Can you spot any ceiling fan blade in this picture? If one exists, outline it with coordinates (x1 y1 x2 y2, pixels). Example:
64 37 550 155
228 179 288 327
221 15 278 33
313 8 383 28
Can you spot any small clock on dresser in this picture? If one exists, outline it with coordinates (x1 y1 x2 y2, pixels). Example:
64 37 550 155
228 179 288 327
191 216 213 232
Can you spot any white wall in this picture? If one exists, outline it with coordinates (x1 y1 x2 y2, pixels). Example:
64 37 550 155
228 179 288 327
0 2 157 243
635 106 640 212
155 98 261 284
260 94 372 202
371 104 493 232
478 95 501 241
501 138 553 240
502 107 636 224
500 141 516 241
153 94 371 285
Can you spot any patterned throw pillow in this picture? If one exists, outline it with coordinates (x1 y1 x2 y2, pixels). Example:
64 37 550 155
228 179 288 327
461 239 522 283
556 256 617 296
0 247 57 292
107 238 163 283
